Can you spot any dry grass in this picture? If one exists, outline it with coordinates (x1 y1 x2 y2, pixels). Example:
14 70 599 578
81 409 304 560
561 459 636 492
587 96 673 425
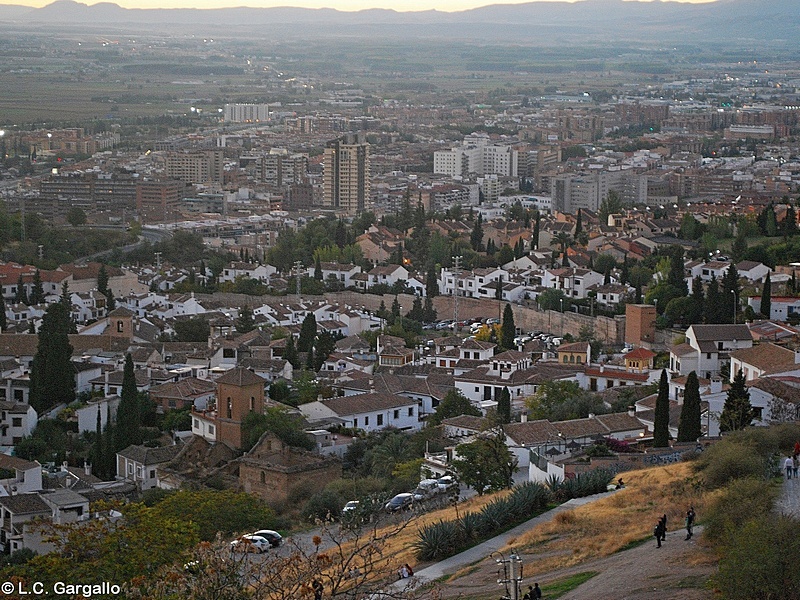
499 463 719 576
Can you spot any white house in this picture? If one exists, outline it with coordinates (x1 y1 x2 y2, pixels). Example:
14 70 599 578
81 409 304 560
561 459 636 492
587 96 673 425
669 324 753 379
541 267 604 300
0 401 37 448
0 455 42 495
116 444 181 490
307 263 362 288
730 343 799 382
735 261 771 283
219 262 277 284
748 296 800 322
299 392 420 433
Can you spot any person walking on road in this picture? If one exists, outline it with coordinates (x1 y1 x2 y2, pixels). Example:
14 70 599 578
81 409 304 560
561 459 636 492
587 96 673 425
786 455 794 479
654 518 665 548
685 507 696 540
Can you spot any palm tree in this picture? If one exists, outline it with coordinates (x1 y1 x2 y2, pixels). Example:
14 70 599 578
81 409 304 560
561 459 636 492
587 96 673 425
553 231 572 254
370 434 410 478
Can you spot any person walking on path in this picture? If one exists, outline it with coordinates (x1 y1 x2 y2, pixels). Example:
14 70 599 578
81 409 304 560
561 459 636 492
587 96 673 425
312 579 323 600
685 507 696 540
793 456 798 479
660 514 667 543
786 455 794 479
523 583 543 599
654 518 665 548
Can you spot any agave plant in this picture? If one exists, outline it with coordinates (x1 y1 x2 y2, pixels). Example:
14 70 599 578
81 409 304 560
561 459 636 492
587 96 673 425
414 519 463 561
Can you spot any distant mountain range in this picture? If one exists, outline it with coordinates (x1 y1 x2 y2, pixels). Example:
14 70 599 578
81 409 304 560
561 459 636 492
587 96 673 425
0 0 798 45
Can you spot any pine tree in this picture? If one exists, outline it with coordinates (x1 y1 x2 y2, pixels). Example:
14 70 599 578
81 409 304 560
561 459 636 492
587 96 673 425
394 242 404 266
678 371 702 442
407 295 424 322
60 281 77 334
653 369 670 447
720 369 755 432
501 303 515 351
298 313 317 353
236 305 256 333
305 346 315 371
620 256 629 285
30 270 44 305
114 353 142 451
497 387 511 424
668 247 687 296
423 296 437 323
705 276 722 324
29 302 75 413
532 211 540 250
97 264 115 310
283 334 299 369
784 205 797 237
760 273 772 319
575 208 583 236
391 296 401 318
14 274 27 305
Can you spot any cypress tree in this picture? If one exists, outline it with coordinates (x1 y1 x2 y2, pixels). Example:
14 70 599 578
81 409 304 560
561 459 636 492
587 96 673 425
760 273 772 319
620 256 629 285
603 265 612 285
236 305 256 334
791 270 797 295
720 369 756 432
93 406 103 477
497 387 511 424
298 313 317 353
678 371 702 442
0 293 6 331
501 304 516 351
314 254 323 280
30 270 44 305
305 346 315 371
575 208 583 236
722 264 740 324
103 404 116 479
114 353 142 451
423 296 437 323
14 274 27 305
425 265 439 298
391 296 401 317
705 276 722 324
283 334 299 369
29 302 75 414
470 214 484 251
668 247 687 296
653 369 670 447
532 211 540 250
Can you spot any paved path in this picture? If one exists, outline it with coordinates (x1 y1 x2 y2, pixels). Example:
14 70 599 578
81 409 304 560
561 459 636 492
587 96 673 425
776 473 800 517
388 490 619 591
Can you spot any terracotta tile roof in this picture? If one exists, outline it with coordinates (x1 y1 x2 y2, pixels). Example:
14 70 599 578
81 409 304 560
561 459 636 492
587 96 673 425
215 367 264 387
624 348 657 360
505 420 561 445
0 493 50 515
118 444 182 465
730 343 796 372
320 392 416 416
441 415 489 431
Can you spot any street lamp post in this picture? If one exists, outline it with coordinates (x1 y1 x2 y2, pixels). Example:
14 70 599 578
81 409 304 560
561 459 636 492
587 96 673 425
731 289 737 324
560 298 564 334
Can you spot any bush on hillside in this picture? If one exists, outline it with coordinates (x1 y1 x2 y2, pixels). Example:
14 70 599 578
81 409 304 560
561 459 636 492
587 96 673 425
703 477 780 543
693 438 769 488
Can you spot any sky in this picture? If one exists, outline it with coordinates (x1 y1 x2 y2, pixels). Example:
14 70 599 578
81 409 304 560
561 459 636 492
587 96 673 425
10 0 717 12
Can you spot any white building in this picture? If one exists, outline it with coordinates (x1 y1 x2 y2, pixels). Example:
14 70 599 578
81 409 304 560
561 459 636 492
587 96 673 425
299 392 420 433
669 324 753 379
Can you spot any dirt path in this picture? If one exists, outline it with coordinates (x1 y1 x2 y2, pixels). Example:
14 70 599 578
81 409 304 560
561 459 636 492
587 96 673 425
439 526 716 600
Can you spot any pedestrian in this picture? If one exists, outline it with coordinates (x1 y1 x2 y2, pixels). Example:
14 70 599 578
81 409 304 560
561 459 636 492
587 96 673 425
404 563 414 577
533 582 542 599
398 564 409 579
660 514 667 543
685 506 696 540
654 519 664 548
523 585 533 600
312 579 323 600
793 455 798 478
786 455 794 479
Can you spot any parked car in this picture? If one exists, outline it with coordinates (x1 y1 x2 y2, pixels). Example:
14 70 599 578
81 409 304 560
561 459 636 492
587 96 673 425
251 529 283 547
384 493 413 513
412 479 441 501
436 476 458 493
342 500 360 514
230 535 271 554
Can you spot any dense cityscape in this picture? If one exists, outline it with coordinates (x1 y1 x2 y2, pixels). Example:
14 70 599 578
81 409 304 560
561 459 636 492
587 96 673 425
0 0 799 598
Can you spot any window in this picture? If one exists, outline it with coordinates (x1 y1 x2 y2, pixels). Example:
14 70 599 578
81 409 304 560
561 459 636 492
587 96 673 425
408 407 414 416
127 463 134 475
364 416 369 426
475 387 479 393
718 342 724 351
353 418 358 427
149 469 155 479
377 414 384 426
194 419 199 428
250 397 255 411
168 399 176 409
576 356 582 364
223 348 236 358
117 320 124 333
11 418 21 427
227 398 232 419
563 355 568 363
208 425 215 435
706 353 712 360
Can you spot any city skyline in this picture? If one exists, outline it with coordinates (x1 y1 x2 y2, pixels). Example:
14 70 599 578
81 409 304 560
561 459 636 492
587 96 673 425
0 0 717 13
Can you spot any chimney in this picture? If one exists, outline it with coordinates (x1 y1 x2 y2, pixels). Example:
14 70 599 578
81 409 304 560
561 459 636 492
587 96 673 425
710 376 723 394
520 413 528 423
628 405 635 417
84 462 91 476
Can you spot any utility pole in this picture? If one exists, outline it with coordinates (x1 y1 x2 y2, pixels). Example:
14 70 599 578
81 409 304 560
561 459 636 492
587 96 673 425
154 251 162 272
452 255 462 332
494 551 523 600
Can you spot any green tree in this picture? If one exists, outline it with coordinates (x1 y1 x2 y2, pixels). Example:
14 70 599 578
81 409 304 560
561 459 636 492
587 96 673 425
29 302 75 413
14 274 27 305
241 408 315 452
298 312 317 353
705 275 724 324
235 305 256 333
283 334 299 369
114 353 142 451
760 273 772 318
722 264 740 324
500 303 515 350
720 369 756 433
452 431 517 495
370 434 410 478
653 369 670 447
784 205 797 237
526 380 606 421
667 246 687 296
574 208 582 236
598 191 623 224
470 214 484 252
425 265 439 298
423 296 437 323
268 380 291 403
66 206 87 227
427 390 481 427
29 270 44 305
174 317 210 342
406 295 424 323
677 371 702 442
497 387 511 424
314 254 323 280
532 211 540 250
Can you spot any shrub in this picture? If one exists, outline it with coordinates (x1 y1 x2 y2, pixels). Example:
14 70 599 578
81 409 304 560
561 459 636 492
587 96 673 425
302 489 344 522
414 519 464 561
715 514 800 600
694 439 768 488
703 477 779 543
552 469 614 501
